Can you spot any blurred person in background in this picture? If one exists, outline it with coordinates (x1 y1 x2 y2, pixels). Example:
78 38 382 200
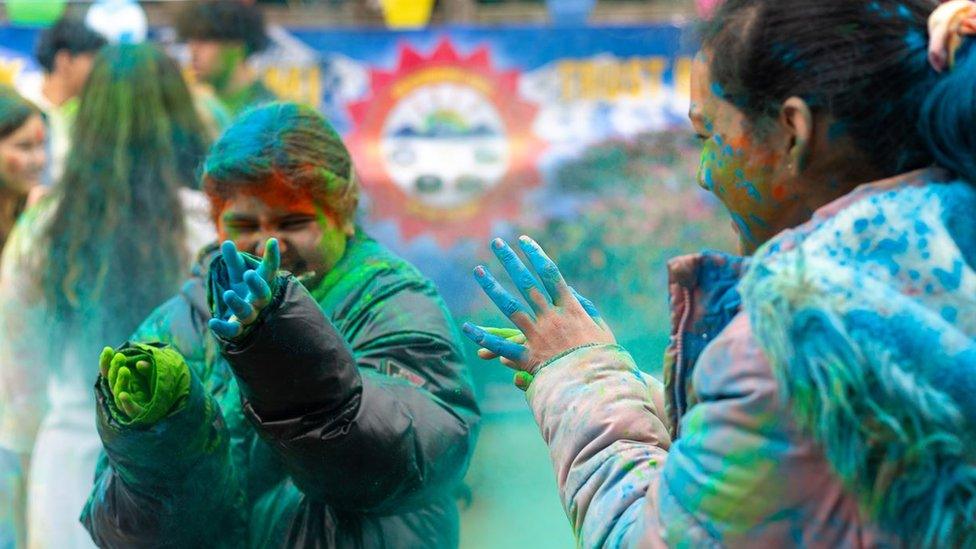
176 0 277 122
0 43 211 549
15 16 106 185
468 0 976 546
0 87 45 256
81 102 479 548
0 85 46 549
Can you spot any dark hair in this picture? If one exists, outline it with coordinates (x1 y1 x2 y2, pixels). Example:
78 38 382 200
0 86 39 140
42 44 209 349
35 16 107 72
202 101 359 226
701 0 976 184
175 0 270 56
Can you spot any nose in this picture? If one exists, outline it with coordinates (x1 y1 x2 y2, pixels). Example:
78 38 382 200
254 235 287 257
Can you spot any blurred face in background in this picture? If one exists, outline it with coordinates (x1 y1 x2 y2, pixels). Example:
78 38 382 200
215 184 350 287
0 114 46 195
187 39 245 89
57 51 97 99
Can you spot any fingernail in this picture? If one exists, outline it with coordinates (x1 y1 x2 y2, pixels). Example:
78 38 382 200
491 238 505 249
473 266 486 277
461 323 483 341
514 371 533 390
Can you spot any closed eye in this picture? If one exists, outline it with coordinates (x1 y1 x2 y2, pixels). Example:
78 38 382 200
225 221 259 232
278 216 317 231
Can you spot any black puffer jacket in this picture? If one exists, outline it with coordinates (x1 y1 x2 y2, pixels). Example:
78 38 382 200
82 230 480 548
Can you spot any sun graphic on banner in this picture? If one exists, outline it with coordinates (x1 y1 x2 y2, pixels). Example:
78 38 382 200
347 38 544 246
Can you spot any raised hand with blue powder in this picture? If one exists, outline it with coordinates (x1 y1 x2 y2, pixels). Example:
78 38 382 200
462 235 615 387
208 238 280 340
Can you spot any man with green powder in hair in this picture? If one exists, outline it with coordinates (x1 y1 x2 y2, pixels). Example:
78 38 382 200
81 102 480 547
176 0 277 120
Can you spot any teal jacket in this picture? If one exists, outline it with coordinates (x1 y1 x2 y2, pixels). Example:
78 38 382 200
82 231 480 548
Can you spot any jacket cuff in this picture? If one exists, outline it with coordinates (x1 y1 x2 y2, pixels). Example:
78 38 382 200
95 360 222 489
526 343 642 413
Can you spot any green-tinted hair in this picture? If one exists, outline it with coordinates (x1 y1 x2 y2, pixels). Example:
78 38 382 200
202 101 359 227
42 44 209 347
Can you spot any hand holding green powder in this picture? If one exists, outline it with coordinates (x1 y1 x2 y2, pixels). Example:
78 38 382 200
98 343 191 426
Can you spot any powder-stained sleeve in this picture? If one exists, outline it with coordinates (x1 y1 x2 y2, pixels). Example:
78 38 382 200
0 204 54 546
526 344 673 548
0 205 53 455
531 313 877 548
218 275 480 514
80 296 246 548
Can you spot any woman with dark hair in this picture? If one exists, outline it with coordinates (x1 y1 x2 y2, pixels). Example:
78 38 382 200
0 86 45 255
0 84 45 549
467 0 976 546
0 43 211 548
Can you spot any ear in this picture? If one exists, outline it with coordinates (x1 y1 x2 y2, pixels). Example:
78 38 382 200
778 96 814 176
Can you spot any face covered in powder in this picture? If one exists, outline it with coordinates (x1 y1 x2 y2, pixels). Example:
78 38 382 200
187 40 245 90
216 184 351 288
0 113 46 195
689 53 814 255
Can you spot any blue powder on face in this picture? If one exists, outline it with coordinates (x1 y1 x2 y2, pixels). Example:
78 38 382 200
730 212 758 244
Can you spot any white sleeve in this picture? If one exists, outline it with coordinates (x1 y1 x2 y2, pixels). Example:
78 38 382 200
0 205 53 454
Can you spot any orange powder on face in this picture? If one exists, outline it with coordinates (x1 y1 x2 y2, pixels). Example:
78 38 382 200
772 184 788 201
208 177 319 224
246 183 319 213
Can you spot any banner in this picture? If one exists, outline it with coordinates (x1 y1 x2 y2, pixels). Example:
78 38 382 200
0 24 733 402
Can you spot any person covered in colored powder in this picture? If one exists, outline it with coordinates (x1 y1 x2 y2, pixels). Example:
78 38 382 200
465 0 976 546
176 0 277 124
81 102 480 548
15 16 106 185
0 44 211 548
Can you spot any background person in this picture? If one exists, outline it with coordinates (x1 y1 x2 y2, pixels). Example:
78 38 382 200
15 16 106 185
0 87 45 255
0 84 45 549
175 0 276 121
0 43 211 549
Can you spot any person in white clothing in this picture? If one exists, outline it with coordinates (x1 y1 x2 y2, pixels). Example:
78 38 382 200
0 43 213 549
